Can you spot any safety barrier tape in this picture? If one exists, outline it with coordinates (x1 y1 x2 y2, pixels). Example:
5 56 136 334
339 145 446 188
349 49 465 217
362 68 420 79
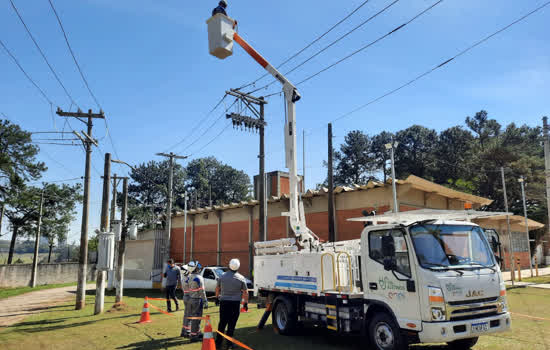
146 297 170 301
148 303 175 316
186 316 254 350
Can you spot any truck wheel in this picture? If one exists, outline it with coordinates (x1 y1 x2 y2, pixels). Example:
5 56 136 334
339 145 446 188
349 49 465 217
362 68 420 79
272 298 297 335
447 337 479 349
368 313 407 350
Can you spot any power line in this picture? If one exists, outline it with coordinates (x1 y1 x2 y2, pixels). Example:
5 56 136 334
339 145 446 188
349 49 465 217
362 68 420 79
188 122 233 157
0 39 53 106
47 0 101 110
32 141 81 146
248 0 401 94
163 94 227 152
324 0 550 125
236 0 372 91
9 0 78 108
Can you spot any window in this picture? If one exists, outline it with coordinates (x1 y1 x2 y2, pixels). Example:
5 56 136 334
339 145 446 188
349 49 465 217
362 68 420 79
369 229 411 277
203 269 216 280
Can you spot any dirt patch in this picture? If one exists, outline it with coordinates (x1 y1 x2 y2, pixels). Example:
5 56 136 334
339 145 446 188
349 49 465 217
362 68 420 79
108 302 131 313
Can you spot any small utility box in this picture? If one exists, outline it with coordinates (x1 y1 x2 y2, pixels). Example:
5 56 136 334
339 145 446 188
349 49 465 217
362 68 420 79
97 231 115 271
207 13 236 59
128 221 138 240
112 220 122 241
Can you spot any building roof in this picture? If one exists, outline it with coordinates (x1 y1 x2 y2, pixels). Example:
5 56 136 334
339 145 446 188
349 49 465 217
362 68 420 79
173 175 493 217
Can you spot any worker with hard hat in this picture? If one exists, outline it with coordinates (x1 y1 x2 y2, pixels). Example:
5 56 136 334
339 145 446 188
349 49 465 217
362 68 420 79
180 264 191 338
186 261 208 342
215 258 249 349
212 0 228 16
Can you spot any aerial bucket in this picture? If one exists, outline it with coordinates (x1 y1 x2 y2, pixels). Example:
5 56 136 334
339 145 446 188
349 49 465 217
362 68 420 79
206 13 236 59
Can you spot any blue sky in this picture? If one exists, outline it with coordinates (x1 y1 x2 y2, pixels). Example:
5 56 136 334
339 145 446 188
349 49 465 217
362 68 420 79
1 0 549 243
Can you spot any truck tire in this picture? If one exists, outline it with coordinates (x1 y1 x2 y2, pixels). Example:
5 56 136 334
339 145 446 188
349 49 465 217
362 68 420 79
272 297 297 335
368 313 407 350
447 337 479 349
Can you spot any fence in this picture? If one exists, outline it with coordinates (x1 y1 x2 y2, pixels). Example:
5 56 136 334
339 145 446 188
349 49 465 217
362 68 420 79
0 262 97 288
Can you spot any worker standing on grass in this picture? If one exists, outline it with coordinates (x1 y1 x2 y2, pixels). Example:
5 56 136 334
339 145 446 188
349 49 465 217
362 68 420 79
186 261 208 342
212 0 228 16
180 264 191 338
163 259 181 312
215 258 249 349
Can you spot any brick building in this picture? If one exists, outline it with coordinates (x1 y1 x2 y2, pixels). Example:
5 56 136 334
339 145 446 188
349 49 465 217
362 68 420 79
168 175 543 278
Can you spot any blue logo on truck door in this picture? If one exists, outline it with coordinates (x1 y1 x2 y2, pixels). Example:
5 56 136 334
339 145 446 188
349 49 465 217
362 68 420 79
275 275 317 290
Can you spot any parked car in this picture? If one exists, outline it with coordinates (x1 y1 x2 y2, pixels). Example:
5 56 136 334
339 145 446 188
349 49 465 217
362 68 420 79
200 266 253 294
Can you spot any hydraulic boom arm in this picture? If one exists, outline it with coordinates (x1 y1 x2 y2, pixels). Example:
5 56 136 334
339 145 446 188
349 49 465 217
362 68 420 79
229 30 320 249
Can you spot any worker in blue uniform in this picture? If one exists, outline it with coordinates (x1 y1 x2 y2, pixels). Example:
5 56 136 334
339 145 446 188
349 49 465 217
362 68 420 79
212 0 228 16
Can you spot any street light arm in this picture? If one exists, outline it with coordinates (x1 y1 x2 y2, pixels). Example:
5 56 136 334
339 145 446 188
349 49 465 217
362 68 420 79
111 159 136 171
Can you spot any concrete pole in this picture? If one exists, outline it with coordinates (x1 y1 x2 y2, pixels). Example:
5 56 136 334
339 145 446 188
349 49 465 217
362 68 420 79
501 167 515 284
390 143 398 213
95 153 111 315
108 175 118 291
328 123 335 242
519 176 534 277
167 156 174 259
542 116 550 259
183 192 188 263
259 98 266 242
31 188 45 288
115 177 128 303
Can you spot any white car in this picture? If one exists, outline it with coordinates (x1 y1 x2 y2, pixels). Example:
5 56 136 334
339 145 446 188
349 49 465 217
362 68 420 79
200 266 253 294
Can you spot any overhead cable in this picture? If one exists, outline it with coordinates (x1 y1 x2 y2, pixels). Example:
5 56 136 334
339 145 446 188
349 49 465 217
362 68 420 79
247 0 401 94
236 0 371 91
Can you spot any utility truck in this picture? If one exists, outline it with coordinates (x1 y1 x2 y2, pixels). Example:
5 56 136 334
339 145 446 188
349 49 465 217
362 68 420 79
207 11 511 350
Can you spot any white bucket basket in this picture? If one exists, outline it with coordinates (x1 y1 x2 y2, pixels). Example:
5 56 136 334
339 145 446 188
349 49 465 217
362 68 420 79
206 13 236 59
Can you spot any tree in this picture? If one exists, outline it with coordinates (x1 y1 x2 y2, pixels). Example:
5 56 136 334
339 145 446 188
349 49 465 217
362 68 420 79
0 119 46 198
40 183 83 262
332 130 375 186
183 157 250 207
126 160 186 227
370 131 394 182
394 125 438 179
433 126 474 186
465 110 501 150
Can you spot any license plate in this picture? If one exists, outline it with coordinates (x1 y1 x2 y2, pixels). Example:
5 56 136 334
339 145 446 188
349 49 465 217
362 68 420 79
471 322 489 333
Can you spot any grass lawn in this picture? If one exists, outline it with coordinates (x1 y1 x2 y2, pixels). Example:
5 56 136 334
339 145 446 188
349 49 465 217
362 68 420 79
1 287 549 350
0 253 59 264
0 282 78 299
522 275 550 284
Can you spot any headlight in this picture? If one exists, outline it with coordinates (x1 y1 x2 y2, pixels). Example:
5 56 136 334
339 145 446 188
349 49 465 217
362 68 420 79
428 286 445 304
431 307 446 321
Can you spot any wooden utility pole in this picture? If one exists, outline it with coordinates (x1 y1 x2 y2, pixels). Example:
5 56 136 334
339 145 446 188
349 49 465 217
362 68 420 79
542 116 550 259
107 174 122 291
156 152 187 278
328 123 335 242
225 89 268 241
0 203 4 237
31 188 45 288
95 152 111 315
56 107 104 310
115 177 128 303
501 167 515 285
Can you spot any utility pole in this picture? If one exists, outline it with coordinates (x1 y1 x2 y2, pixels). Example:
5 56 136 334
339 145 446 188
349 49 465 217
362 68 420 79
107 174 122 291
542 116 550 260
31 188 45 288
501 167 515 285
183 192 188 263
57 107 104 310
303 129 306 192
156 152 187 277
95 152 111 315
225 89 268 241
518 176 534 277
328 123 335 242
385 140 399 213
115 177 128 303
0 203 4 238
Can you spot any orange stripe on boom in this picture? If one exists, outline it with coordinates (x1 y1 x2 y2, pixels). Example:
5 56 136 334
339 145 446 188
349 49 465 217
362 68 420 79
233 33 268 68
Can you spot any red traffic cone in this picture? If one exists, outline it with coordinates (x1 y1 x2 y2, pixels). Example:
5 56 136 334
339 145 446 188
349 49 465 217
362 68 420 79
201 316 216 350
139 297 152 323
240 299 249 313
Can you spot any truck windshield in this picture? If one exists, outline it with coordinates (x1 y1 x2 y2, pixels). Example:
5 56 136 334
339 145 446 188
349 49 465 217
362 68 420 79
410 224 495 270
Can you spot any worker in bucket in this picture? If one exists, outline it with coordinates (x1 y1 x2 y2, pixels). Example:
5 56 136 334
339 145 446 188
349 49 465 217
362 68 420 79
215 258 249 349
163 258 181 312
212 0 228 16
180 264 191 338
186 260 208 342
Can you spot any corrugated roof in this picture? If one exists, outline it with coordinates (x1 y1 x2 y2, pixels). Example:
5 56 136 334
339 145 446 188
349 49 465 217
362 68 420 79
173 175 491 217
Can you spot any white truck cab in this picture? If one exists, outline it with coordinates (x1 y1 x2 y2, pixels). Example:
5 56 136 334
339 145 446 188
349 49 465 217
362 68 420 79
254 210 511 350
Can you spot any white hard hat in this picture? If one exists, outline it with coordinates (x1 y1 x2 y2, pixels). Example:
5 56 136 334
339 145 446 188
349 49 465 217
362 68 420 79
219 0 227 7
229 258 240 271
187 261 197 273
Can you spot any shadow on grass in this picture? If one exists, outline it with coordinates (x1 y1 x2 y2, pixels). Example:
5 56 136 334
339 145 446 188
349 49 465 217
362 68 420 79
14 313 138 333
116 336 189 350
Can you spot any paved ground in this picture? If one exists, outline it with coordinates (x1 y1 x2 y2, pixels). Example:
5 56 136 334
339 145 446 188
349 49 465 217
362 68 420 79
0 284 95 328
502 266 550 281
